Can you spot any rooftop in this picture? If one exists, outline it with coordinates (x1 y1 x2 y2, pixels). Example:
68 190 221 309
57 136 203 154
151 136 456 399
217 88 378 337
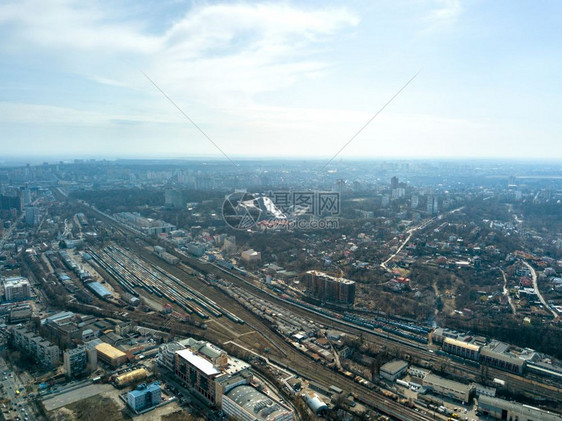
176 349 220 376
87 282 112 298
380 359 408 374
423 373 472 393
444 337 481 352
226 385 290 420
95 342 126 359
305 270 355 285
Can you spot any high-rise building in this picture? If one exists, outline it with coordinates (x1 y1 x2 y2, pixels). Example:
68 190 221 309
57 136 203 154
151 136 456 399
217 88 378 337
411 195 419 209
63 346 88 378
0 193 22 212
390 176 399 189
3 277 31 301
25 206 40 226
303 271 355 305
427 195 439 215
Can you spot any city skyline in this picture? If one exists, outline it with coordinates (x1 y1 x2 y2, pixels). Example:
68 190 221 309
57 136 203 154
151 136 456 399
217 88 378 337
1 0 561 160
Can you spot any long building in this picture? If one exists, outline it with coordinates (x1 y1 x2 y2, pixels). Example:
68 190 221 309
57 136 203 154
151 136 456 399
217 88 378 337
478 395 562 421
480 341 526 374
302 270 355 305
10 327 60 368
443 337 480 361
422 373 473 403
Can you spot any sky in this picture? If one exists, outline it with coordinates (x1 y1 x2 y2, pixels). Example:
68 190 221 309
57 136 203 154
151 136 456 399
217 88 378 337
0 0 561 161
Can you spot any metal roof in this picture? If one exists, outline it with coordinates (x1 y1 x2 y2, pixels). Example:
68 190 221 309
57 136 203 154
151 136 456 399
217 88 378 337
226 385 289 420
87 282 112 298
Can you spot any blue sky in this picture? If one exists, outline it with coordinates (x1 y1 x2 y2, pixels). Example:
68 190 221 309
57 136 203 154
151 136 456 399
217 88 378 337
0 0 561 160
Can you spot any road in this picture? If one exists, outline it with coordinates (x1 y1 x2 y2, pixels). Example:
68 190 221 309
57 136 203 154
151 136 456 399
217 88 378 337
0 355 38 421
380 207 464 272
522 260 557 318
499 268 516 315
0 213 24 249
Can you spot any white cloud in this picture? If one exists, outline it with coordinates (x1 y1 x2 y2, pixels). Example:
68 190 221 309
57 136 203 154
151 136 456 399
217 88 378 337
0 1 359 120
426 0 462 26
0 102 179 126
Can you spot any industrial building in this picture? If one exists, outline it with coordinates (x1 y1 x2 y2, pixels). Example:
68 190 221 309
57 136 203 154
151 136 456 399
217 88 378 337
41 311 81 347
127 382 162 413
422 373 473 402
113 212 176 236
86 281 112 299
302 270 356 305
380 360 409 381
95 342 128 367
443 337 481 361
3 276 31 301
478 395 562 421
303 392 328 415
222 385 294 421
188 242 206 257
153 246 179 265
480 341 526 374
431 327 461 344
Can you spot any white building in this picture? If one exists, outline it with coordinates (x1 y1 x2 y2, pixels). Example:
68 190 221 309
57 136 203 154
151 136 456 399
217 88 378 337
241 249 261 264
3 277 31 301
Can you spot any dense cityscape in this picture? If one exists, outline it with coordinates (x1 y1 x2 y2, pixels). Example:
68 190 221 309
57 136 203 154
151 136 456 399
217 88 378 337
0 158 561 421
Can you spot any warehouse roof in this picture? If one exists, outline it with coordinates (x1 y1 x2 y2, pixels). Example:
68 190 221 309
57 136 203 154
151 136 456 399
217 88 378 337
380 360 408 374
226 385 290 420
95 342 126 359
87 282 112 298
423 373 472 393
